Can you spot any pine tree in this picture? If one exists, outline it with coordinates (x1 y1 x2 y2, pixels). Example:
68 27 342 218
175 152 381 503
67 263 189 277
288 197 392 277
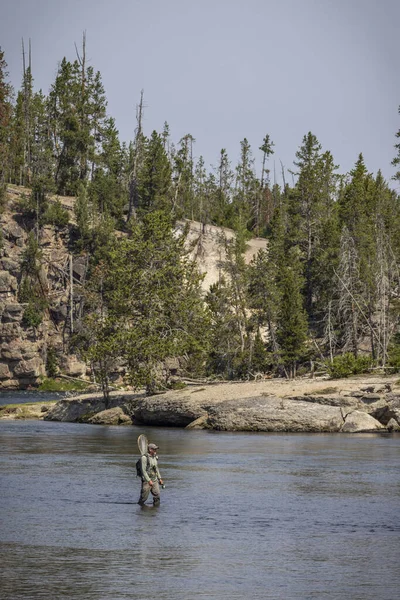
233 138 258 231
0 48 13 194
288 133 339 320
80 211 209 394
257 133 275 235
210 148 233 226
138 130 172 213
276 249 308 377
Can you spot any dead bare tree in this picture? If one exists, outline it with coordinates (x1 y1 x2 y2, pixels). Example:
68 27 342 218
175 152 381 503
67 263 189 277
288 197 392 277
127 90 144 221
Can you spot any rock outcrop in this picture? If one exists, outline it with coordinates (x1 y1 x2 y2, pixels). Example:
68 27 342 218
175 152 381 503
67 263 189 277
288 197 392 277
0 188 267 390
6 377 400 432
88 407 132 425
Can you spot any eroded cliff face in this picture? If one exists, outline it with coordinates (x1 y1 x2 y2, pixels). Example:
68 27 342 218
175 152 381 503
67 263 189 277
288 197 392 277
0 188 267 390
0 190 87 389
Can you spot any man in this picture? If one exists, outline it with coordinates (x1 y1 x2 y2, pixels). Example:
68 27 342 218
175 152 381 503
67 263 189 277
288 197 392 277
138 442 164 507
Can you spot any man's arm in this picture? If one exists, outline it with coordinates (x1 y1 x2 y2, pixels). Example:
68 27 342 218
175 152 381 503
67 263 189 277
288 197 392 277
155 461 162 483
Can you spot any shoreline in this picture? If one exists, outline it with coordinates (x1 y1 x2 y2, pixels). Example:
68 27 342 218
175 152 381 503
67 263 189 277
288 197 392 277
2 374 399 433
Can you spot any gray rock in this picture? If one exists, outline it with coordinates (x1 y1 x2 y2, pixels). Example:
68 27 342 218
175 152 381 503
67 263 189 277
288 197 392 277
0 271 17 293
4 221 25 242
341 410 385 433
50 304 68 324
0 322 20 341
361 393 382 402
387 418 400 432
206 396 345 432
45 397 108 422
297 395 359 407
45 394 128 422
58 355 87 377
13 357 43 378
133 394 207 427
0 258 19 275
1 303 24 323
369 395 400 425
88 407 132 425
0 362 11 379
0 343 23 361
185 415 209 429
348 391 365 398
0 378 19 389
72 257 87 282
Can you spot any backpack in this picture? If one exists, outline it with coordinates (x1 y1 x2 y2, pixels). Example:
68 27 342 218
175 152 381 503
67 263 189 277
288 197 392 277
136 454 149 478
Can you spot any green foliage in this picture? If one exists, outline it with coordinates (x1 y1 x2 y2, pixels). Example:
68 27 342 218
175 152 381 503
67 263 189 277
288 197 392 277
276 250 308 376
43 200 70 229
38 378 89 392
387 334 400 372
326 353 372 379
46 347 59 378
20 232 42 276
22 298 47 328
1 44 400 384
0 183 7 213
75 210 210 397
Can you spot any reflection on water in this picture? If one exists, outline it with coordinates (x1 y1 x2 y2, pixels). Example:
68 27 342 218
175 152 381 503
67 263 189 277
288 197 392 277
0 421 399 600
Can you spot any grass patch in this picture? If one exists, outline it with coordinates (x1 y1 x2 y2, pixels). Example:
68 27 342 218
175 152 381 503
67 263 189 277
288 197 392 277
168 381 187 390
38 378 89 392
307 387 338 395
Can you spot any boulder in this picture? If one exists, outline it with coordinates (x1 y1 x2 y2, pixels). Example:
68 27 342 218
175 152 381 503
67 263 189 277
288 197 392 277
59 355 87 377
0 378 20 389
0 343 23 361
72 257 87 282
133 394 207 427
0 362 11 379
4 221 25 244
185 415 209 429
1 303 24 323
361 393 383 403
0 258 19 275
44 394 129 422
13 357 43 378
0 271 17 293
40 226 56 246
369 395 400 426
387 418 400 432
88 407 132 425
297 395 359 408
45 396 107 422
206 396 345 432
0 322 21 341
341 410 385 433
50 303 68 324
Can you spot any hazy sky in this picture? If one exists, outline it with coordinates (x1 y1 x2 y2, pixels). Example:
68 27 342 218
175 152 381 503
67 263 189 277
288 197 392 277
1 0 399 187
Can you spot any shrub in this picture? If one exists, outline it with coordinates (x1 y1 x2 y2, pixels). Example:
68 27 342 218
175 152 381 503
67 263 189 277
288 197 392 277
387 334 400 372
0 183 6 213
327 353 372 379
46 347 59 378
22 301 44 328
43 200 70 229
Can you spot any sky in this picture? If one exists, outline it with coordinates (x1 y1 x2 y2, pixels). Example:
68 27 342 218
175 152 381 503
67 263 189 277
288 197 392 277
1 0 399 188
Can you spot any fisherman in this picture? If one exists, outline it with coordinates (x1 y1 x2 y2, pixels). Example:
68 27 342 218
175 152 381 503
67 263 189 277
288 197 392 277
138 442 164 507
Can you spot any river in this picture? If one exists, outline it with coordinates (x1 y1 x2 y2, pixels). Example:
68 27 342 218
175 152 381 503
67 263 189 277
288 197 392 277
0 396 399 599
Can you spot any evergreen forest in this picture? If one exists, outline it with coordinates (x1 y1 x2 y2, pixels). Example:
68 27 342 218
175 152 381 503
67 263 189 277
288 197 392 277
1 41 400 396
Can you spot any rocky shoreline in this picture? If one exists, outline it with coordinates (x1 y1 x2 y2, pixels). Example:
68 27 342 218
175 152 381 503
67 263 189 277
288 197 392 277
2 375 400 433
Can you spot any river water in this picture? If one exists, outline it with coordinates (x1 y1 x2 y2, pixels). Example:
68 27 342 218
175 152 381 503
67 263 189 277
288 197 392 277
0 398 399 599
